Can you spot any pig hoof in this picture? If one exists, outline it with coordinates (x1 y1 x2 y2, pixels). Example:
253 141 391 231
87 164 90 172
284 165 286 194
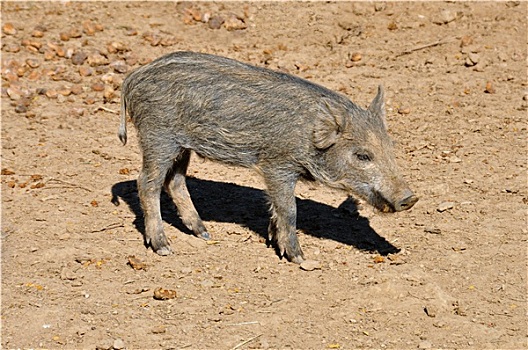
199 231 211 240
289 255 305 264
155 246 173 256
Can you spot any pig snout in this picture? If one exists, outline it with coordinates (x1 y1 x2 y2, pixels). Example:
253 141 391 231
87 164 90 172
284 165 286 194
371 187 418 213
394 190 418 212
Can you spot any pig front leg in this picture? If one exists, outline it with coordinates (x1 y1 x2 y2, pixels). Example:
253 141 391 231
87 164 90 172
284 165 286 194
263 169 304 264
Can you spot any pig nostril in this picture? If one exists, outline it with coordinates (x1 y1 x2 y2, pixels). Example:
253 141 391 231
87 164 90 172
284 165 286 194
397 195 418 211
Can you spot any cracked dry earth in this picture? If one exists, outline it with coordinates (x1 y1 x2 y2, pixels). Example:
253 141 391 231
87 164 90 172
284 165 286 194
1 2 527 349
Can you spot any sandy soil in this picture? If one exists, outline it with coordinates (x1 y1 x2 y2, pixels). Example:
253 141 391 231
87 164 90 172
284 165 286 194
1 2 527 349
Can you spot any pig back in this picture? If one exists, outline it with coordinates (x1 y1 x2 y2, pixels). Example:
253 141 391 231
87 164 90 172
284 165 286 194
122 51 354 167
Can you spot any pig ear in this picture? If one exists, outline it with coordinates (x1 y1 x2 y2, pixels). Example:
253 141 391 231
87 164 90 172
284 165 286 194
313 98 345 150
367 85 387 128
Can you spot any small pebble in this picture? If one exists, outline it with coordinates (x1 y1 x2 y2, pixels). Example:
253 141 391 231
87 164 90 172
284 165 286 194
91 82 105 92
3 71 18 83
374 2 386 11
59 32 70 41
387 21 398 31
27 40 42 50
70 108 85 117
437 202 455 212
124 53 138 66
398 107 411 115
224 15 247 31
465 53 479 67
71 85 84 95
32 30 45 38
200 279 214 288
82 20 97 36
484 81 495 94
424 227 441 235
103 86 116 101
433 321 447 328
107 41 128 54
453 303 467 316
4 44 21 53
151 326 166 334
79 66 94 77
57 86 72 96
460 35 473 47
473 61 487 72
201 12 211 23
87 53 108 67
153 287 177 300
142 32 161 46
65 48 74 59
110 60 129 74
418 340 432 349
15 104 28 113
350 52 362 62
300 259 321 271
59 233 71 240
55 47 66 57
84 96 96 105
2 23 17 36
113 338 125 350
186 7 202 22
16 66 28 77
55 94 66 103
423 305 437 317
69 28 83 38
96 339 113 350
26 58 40 68
448 155 462 163
159 37 177 47
71 51 88 65
434 9 456 24
60 267 77 281
27 70 41 81
18 97 32 107
45 90 58 99
44 50 56 60
6 87 22 101
125 28 138 36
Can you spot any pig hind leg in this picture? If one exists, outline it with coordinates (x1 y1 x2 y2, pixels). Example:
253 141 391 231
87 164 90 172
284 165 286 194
164 149 210 241
137 152 174 256
263 170 305 264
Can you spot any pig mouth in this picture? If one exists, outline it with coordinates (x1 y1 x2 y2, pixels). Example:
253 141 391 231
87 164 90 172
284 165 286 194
340 182 396 213
368 190 397 213
367 189 418 212
337 181 411 213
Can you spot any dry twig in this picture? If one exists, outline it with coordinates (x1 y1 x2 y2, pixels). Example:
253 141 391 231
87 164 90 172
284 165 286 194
231 334 263 350
45 178 93 192
226 321 260 326
91 222 124 233
94 106 119 114
395 37 455 57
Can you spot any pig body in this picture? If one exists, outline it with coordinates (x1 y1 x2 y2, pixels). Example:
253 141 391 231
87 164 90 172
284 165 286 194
119 51 417 263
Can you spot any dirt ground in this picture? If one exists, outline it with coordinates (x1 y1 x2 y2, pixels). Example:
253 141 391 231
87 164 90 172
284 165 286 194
1 1 527 349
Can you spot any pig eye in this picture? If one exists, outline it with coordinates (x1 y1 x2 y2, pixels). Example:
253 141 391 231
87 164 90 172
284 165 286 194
356 153 371 162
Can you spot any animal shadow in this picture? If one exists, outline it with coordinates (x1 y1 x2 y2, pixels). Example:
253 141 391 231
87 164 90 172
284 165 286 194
110 178 399 257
